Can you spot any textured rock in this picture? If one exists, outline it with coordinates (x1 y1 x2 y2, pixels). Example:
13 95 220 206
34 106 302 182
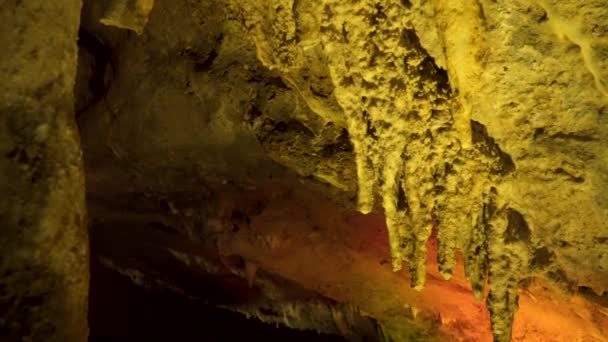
422 1 608 339
76 0 608 340
233 0 608 340
100 0 154 34
0 1 89 340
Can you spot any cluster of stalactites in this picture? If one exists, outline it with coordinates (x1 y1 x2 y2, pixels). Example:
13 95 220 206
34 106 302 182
314 5 525 341
316 0 457 291
233 0 525 339
355 123 523 341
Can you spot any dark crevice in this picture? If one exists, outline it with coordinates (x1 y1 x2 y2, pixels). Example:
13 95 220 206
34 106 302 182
273 120 314 137
231 210 250 225
292 0 301 43
400 0 413 9
194 34 223 72
553 168 585 183
244 105 263 125
311 86 330 99
593 236 608 244
505 208 531 243
471 120 516 175
400 28 422 50
75 28 114 119
147 221 179 235
530 247 555 269
258 307 280 317
396 185 409 212
578 286 608 307
397 27 452 96
368 4 387 26
264 76 290 89
194 49 218 72
362 111 378 140
416 57 451 95
321 129 353 157
534 128 598 142
159 199 172 212
258 119 315 146
546 269 577 293
89 258 346 341
550 132 598 142
533 127 546 139
341 23 349 43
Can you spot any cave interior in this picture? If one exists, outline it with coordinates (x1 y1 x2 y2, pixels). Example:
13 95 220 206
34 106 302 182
1 0 608 341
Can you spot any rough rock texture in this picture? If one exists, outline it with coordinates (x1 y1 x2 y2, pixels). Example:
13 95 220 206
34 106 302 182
233 1 608 340
2 0 604 340
422 1 608 339
0 1 89 341
100 0 155 34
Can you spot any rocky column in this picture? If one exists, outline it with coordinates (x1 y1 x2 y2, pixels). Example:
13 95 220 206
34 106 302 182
0 1 89 341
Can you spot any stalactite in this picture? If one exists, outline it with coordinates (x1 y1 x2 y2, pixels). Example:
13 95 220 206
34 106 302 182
486 210 516 342
314 0 456 290
380 148 410 270
234 0 529 339
463 195 490 301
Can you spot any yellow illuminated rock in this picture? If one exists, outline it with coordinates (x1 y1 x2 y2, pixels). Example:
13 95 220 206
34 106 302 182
3 0 606 340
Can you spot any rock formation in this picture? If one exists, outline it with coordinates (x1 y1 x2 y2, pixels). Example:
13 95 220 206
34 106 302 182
1 0 607 341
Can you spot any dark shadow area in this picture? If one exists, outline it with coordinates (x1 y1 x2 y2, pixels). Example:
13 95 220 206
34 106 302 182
88 257 345 341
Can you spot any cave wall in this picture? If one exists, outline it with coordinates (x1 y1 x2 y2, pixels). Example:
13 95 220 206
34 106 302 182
0 1 89 340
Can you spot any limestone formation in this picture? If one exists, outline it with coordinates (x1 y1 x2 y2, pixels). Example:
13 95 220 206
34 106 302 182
100 0 155 34
228 0 608 340
0 1 89 341
2 0 607 340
